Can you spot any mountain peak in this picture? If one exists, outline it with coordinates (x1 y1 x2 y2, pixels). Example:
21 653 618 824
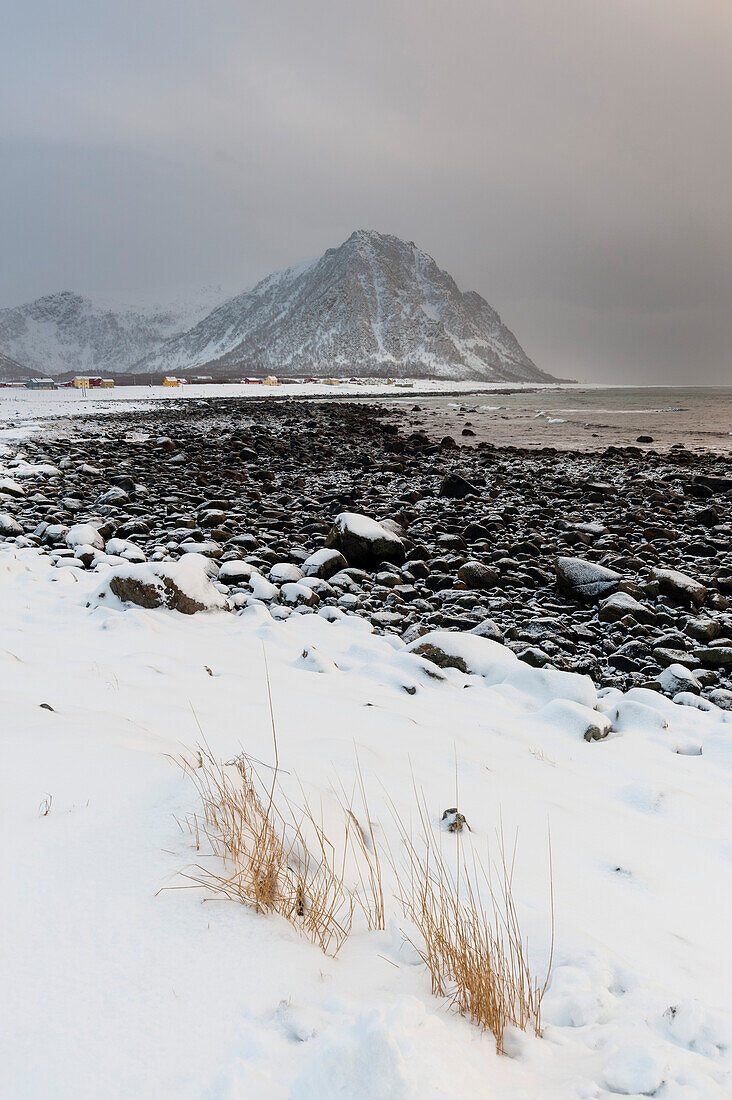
133 230 552 382
343 228 418 254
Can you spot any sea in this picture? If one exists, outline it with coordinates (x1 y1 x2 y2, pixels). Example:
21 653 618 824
388 386 732 454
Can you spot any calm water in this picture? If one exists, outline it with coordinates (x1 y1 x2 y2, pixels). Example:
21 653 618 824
389 386 732 453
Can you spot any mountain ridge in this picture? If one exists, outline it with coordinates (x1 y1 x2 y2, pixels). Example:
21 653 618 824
134 230 552 382
0 289 225 378
0 231 553 382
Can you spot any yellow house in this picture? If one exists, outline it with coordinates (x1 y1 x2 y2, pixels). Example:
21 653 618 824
262 375 279 386
163 377 179 387
73 376 90 388
100 379 115 388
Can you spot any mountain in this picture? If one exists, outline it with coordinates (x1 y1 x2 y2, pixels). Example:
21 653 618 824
0 290 225 377
134 230 553 382
0 351 34 382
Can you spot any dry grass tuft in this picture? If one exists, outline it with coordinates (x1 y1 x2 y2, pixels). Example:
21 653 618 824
170 653 385 955
390 793 553 1054
169 653 551 1045
334 755 386 933
174 746 552 1048
174 746 356 956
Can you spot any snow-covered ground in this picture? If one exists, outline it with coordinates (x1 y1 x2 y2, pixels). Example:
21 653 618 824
0 379 545 422
2 546 730 1098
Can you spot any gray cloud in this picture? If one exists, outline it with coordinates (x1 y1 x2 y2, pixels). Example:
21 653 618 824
2 0 731 382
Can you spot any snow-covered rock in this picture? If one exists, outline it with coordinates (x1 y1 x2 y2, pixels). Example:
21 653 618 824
217 559 259 585
326 512 405 568
406 629 517 680
658 663 702 696
269 562 304 584
0 513 23 537
105 537 146 563
280 581 320 607
601 1045 666 1095
66 523 105 551
302 548 348 579
92 554 227 614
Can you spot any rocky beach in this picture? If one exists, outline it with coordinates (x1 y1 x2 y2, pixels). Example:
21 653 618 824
2 395 731 705
3 392 732 1097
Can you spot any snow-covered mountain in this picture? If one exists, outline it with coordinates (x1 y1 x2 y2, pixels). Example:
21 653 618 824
0 351 33 382
134 230 553 382
0 290 225 377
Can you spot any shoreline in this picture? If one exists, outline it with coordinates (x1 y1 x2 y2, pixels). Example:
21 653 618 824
3 382 731 456
1 397 730 701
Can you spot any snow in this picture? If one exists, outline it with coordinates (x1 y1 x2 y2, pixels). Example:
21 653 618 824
1 545 731 1098
66 522 105 550
0 379 561 444
331 511 396 542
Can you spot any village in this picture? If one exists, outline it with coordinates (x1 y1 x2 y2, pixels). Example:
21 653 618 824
0 373 416 390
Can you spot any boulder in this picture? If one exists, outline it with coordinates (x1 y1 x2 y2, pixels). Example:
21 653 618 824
439 472 479 498
92 554 227 614
97 486 130 505
0 477 24 498
597 591 655 624
457 560 500 589
556 557 621 601
651 567 707 608
684 617 721 643
692 645 732 668
269 562 304 584
708 688 732 711
302 548 348 579
179 539 222 558
218 560 259 585
280 581 320 607
658 663 702 696
66 523 105 551
406 630 517 680
325 512 405 568
653 647 698 669
470 618 505 644
105 537 146 563
0 513 23 537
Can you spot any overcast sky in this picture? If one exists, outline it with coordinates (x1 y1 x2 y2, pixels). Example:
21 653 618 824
3 0 731 383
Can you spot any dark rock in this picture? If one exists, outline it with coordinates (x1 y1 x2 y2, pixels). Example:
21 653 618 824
556 557 621 601
439 472 479 498
651 567 707 608
457 560 500 589
692 646 732 668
